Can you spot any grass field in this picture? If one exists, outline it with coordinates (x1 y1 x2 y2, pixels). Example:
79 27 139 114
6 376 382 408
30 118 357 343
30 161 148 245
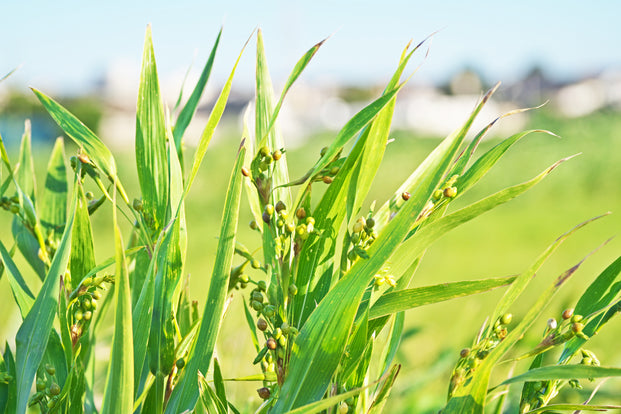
1 106 620 412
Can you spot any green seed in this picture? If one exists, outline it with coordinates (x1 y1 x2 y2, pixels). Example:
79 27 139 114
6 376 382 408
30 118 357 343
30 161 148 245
252 291 264 303
36 379 46 391
281 322 290 334
175 358 186 369
250 220 259 230
320 146 328 157
500 313 513 325
306 217 315 225
264 154 273 164
278 335 287 347
351 232 361 244
285 222 295 233
251 301 263 312
365 217 375 228
239 274 249 283
132 198 143 212
274 328 282 340
82 298 92 310
288 284 298 296
571 314 583 323
258 280 267 291
263 305 275 318
251 260 261 269
352 221 364 233
92 290 102 300
432 189 443 200
338 401 349 414
45 364 56 376
259 146 270 157
75 310 83 321
83 311 92 321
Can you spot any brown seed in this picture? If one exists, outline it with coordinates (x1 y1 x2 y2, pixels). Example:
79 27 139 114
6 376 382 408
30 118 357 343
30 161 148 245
322 176 333 184
266 338 277 350
257 318 268 331
443 186 458 198
460 348 470 358
241 167 250 177
257 387 271 400
272 150 282 161
562 308 574 320
296 208 306 220
572 322 584 333
401 191 410 201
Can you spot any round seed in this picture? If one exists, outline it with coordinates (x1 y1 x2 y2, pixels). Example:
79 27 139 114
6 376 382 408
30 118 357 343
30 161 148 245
401 191 410 201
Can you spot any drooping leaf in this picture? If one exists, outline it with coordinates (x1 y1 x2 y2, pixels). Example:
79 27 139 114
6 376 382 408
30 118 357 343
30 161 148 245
31 88 128 202
367 276 516 320
0 241 35 317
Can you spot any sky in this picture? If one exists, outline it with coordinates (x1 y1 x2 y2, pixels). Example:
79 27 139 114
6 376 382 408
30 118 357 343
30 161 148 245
1 1 620 96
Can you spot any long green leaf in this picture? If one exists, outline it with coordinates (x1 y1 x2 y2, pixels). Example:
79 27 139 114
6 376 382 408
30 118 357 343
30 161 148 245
524 404 621 413
136 24 169 232
165 142 246 414
14 177 77 414
101 187 134 414
275 81 469 412
184 32 252 196
560 255 621 361
367 276 515 320
385 157 573 286
39 137 68 239
173 28 222 159
0 242 34 318
499 365 621 386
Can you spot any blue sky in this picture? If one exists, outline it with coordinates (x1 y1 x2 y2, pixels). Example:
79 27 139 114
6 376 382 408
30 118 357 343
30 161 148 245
1 1 619 94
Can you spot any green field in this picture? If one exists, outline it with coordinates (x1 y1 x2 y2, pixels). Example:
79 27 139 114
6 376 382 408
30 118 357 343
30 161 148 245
1 107 620 412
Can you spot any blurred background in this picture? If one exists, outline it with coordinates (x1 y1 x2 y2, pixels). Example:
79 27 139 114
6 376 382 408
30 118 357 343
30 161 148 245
1 1 620 412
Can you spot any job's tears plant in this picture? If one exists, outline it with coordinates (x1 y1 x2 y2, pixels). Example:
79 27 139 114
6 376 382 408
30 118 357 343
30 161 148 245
0 25 620 413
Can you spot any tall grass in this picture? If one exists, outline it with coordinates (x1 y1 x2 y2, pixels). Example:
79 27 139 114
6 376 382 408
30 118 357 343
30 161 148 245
0 26 619 414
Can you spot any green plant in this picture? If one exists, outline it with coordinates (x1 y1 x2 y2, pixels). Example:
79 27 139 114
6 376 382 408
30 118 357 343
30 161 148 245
0 25 620 414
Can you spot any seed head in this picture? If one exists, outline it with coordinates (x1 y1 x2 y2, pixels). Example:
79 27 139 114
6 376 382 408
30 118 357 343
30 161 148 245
401 191 410 201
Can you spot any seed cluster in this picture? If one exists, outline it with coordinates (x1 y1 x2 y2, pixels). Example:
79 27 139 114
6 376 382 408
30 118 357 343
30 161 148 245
449 313 513 397
28 364 61 410
347 215 377 265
